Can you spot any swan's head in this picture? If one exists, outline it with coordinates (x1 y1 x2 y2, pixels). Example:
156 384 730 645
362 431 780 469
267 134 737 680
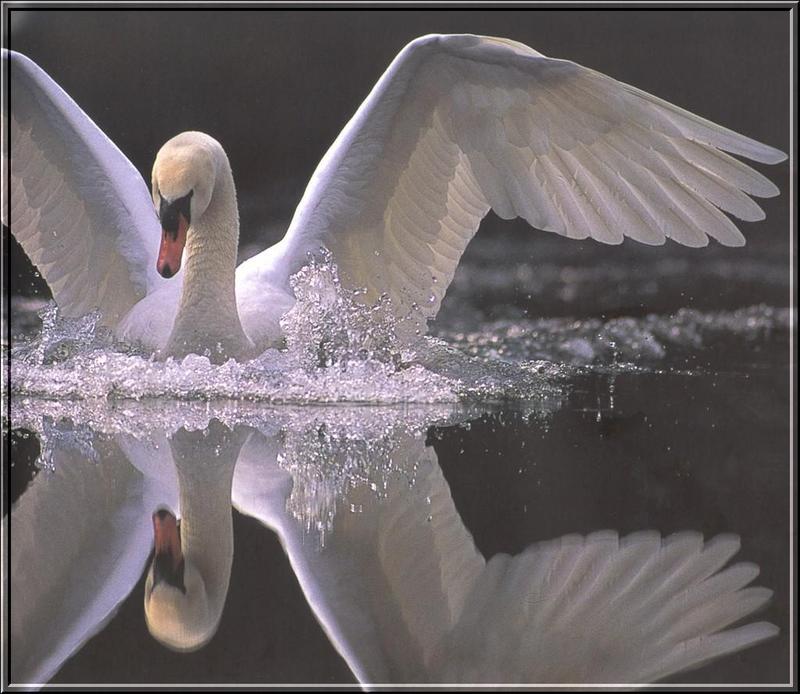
143 508 219 652
151 131 225 278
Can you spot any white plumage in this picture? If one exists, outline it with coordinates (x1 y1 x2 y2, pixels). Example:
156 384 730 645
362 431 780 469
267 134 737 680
2 35 786 360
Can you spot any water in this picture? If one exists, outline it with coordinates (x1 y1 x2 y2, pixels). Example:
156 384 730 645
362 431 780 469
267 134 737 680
4 228 792 686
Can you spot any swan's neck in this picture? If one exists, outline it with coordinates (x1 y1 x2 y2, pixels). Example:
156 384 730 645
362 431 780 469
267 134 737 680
166 164 252 362
183 173 239 317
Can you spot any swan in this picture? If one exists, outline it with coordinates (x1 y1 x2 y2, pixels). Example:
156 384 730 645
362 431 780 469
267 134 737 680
7 425 179 686
2 35 787 363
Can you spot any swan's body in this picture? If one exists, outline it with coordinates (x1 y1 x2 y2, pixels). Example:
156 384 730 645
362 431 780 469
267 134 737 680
2 35 786 362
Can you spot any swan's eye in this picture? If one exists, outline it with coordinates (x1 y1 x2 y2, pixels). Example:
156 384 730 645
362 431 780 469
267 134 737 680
159 190 194 239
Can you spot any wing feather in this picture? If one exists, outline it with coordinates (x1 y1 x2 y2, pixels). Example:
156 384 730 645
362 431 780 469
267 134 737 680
274 34 784 326
9 436 163 685
2 50 164 326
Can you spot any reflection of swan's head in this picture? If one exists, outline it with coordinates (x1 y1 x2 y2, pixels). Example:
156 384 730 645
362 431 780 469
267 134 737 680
151 131 228 279
143 507 218 652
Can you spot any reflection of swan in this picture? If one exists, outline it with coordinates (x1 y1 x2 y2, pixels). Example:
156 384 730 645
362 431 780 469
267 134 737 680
3 35 786 361
7 417 243 686
143 422 248 651
9 413 778 686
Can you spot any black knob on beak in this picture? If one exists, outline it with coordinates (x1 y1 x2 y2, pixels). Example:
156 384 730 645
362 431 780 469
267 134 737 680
159 190 193 239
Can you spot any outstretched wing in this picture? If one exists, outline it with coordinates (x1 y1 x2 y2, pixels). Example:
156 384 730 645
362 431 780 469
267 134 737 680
432 530 777 684
273 34 785 326
2 50 165 326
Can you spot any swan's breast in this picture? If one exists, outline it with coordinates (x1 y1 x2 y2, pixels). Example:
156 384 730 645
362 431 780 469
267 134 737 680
115 251 296 357
116 280 183 351
235 271 295 353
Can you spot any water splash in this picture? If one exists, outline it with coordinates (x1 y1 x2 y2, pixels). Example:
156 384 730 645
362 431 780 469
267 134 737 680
9 400 481 549
6 254 792 404
7 260 460 404
11 302 117 366
31 417 100 473
277 417 428 547
281 250 415 368
7 348 463 404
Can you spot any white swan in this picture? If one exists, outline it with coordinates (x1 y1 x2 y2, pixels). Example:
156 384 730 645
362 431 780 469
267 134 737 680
7 426 179 686
2 35 786 362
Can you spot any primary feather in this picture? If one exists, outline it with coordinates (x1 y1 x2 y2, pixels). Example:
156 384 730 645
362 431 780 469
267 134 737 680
233 430 778 685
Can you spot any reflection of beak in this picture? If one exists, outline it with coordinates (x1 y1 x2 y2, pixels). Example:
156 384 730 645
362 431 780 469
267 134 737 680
152 508 185 592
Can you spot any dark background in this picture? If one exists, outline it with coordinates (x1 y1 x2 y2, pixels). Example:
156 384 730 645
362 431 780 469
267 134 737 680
4 7 792 299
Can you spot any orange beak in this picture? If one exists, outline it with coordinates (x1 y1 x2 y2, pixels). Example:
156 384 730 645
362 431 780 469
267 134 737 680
156 213 189 279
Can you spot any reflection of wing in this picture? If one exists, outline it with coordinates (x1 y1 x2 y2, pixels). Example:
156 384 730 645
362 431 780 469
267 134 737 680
234 430 776 685
348 442 485 682
116 433 181 500
2 50 165 326
431 531 776 684
232 429 482 683
8 437 173 686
